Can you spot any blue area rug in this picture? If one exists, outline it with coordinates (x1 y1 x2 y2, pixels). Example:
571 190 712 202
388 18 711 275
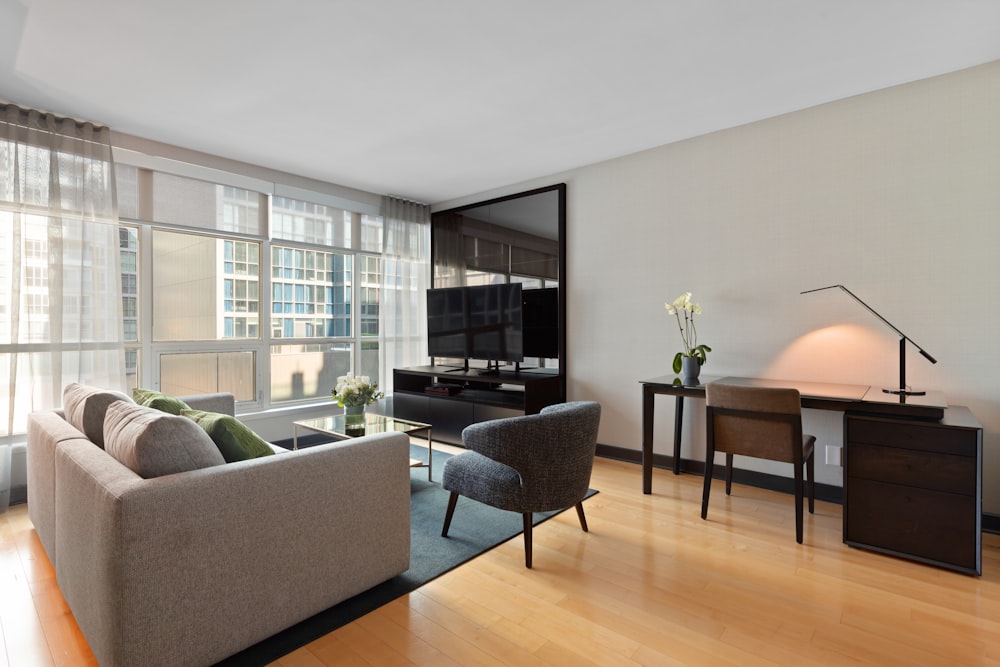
215 444 597 666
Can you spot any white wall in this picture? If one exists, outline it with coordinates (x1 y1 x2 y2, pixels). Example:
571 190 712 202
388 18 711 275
435 61 1000 510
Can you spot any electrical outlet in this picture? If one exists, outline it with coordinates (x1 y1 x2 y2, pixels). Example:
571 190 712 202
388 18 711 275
825 445 842 466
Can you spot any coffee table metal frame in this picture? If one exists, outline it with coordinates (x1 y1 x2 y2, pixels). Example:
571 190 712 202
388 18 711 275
292 412 434 481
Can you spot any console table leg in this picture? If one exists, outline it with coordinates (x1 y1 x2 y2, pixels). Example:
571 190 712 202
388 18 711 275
642 385 654 494
427 428 433 482
673 395 684 475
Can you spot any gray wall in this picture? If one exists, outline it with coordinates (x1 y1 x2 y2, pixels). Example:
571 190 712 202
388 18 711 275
434 61 1000 510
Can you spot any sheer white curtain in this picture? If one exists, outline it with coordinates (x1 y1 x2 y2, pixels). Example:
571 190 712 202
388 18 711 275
378 196 430 395
0 103 125 506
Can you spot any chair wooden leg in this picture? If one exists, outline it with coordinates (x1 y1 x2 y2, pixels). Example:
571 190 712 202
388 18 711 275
575 501 588 532
701 456 714 520
725 453 734 495
807 452 815 514
794 467 804 544
523 513 533 568
442 491 459 537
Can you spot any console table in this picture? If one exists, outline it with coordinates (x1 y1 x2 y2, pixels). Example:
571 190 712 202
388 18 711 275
393 365 563 445
640 375 982 575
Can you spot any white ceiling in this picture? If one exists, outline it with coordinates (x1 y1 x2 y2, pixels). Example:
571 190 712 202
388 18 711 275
2 0 999 205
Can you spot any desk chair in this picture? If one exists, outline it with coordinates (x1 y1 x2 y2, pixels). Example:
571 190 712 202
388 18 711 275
702 383 815 543
441 401 601 568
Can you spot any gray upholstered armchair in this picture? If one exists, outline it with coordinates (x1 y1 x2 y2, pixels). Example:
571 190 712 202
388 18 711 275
441 401 601 568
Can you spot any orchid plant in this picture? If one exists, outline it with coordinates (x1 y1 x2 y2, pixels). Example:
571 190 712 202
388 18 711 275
665 292 711 373
332 373 384 408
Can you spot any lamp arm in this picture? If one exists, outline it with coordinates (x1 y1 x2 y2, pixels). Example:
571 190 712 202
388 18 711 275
800 285 937 364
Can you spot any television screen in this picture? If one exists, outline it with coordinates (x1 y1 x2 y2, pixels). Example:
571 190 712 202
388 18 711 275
468 283 524 363
426 286 469 358
522 287 559 358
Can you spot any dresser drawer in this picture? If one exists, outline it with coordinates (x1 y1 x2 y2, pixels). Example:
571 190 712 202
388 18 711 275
848 442 976 494
847 417 977 456
846 477 979 572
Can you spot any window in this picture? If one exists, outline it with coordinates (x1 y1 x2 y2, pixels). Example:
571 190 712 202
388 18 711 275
359 255 380 337
270 245 351 339
265 238 356 403
271 196 351 247
159 350 255 400
150 229 261 342
151 172 264 236
270 343 351 402
119 225 140 387
2 109 123 436
116 165 401 408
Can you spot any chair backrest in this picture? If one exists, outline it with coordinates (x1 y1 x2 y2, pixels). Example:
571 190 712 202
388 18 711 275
462 400 601 510
705 383 803 464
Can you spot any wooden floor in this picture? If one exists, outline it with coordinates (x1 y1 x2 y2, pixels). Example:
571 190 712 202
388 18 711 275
4 455 1000 666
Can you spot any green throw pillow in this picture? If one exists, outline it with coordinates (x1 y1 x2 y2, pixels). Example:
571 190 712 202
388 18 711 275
181 409 274 462
133 388 191 416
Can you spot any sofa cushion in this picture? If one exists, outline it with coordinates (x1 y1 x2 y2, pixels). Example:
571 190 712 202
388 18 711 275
104 401 225 478
62 383 133 448
181 409 275 462
132 387 191 415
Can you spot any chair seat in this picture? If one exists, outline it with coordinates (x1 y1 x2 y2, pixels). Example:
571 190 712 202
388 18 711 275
442 451 527 511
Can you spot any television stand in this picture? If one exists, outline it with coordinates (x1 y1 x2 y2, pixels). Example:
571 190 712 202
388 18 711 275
392 365 564 445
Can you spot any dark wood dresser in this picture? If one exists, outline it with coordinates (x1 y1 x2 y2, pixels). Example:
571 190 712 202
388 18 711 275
844 406 983 575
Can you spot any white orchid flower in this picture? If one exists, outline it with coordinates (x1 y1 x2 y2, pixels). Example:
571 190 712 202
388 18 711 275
666 291 711 374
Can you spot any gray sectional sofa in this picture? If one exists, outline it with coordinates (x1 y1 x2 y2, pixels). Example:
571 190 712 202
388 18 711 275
27 386 411 667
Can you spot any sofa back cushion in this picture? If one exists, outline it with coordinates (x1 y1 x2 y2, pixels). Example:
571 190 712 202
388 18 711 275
63 383 133 448
104 402 225 478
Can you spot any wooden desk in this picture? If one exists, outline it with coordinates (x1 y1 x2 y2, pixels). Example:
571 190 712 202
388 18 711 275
640 375 946 493
640 375 982 575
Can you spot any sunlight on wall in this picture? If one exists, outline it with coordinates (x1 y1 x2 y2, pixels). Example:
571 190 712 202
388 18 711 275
763 324 900 388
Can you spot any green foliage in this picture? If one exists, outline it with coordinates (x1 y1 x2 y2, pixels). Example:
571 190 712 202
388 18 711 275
672 345 712 373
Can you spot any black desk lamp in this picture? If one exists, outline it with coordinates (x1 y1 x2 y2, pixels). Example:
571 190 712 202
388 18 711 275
800 284 937 396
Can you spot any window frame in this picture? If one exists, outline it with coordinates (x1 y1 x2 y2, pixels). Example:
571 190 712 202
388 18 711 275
119 174 384 410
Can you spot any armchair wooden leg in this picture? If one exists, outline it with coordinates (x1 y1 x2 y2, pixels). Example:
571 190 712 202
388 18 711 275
442 491 459 537
701 456 714 520
523 513 533 568
575 501 589 532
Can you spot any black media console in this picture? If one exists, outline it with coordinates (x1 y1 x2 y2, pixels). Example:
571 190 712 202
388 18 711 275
392 365 564 445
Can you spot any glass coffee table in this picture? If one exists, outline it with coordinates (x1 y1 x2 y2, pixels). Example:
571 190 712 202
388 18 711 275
291 412 434 481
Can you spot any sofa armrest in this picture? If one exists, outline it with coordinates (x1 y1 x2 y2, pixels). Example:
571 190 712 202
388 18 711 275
180 392 236 416
26 409 87 564
54 432 411 667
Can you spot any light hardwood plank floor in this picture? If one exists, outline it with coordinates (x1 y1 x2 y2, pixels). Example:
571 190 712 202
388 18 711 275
3 455 1000 666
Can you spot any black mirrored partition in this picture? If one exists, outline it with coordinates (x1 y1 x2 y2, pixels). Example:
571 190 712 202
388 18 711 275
431 184 567 398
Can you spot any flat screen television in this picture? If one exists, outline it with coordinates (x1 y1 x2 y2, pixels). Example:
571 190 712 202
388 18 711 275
468 283 523 363
426 286 470 358
522 287 559 358
426 284 524 363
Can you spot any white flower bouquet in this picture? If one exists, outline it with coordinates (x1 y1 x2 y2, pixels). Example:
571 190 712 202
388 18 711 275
332 373 384 408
